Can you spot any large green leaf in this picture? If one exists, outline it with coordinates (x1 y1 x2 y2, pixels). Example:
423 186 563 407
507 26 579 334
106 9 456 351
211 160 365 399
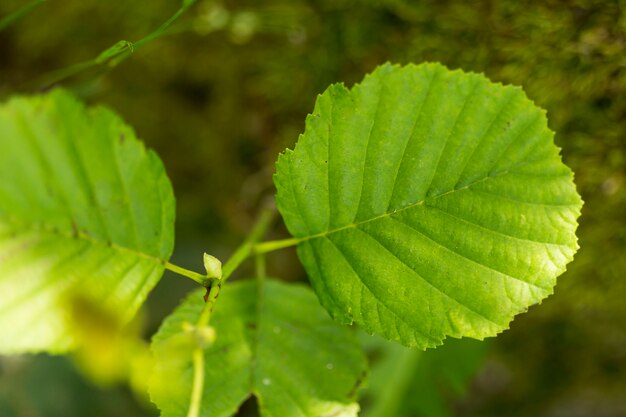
0 90 175 353
274 63 583 348
150 280 367 417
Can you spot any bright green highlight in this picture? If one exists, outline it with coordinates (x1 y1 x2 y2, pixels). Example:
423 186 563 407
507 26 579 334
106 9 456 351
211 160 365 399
0 90 176 353
150 279 367 417
274 63 583 348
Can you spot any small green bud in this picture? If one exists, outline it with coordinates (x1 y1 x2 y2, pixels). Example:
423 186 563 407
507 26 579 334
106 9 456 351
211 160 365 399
203 253 222 280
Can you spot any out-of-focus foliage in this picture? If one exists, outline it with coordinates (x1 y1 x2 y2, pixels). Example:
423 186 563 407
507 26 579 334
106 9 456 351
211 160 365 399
359 335 488 417
0 0 625 416
0 354 156 417
151 280 366 417
0 90 175 354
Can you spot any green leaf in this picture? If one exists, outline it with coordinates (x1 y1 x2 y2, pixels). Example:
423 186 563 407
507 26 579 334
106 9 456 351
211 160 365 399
150 280 367 417
274 62 583 348
360 335 487 417
0 90 175 353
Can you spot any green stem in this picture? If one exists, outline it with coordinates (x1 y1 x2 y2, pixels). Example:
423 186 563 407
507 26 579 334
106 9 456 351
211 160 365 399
255 252 266 281
221 208 276 281
0 0 45 31
186 206 276 417
187 348 205 417
186 285 217 417
164 262 207 286
33 0 197 88
133 0 194 48
197 288 217 328
253 237 300 254
366 347 422 417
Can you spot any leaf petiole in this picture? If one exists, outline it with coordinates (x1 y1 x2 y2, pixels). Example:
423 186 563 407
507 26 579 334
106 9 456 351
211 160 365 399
221 207 276 281
253 237 300 254
164 262 209 286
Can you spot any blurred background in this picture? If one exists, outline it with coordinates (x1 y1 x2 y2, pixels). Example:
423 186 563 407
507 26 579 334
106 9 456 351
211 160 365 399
0 0 625 416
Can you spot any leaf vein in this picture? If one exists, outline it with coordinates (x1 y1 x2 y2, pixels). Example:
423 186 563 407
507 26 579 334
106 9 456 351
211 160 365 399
469 187 580 208
110 132 141 249
2 215 166 265
453 88 517 189
387 215 549 291
324 235 440 344
0 241 92 316
386 68 438 211
423 76 481 198
354 226 501 327
426 203 568 246
61 117 111 242
353 76 385 223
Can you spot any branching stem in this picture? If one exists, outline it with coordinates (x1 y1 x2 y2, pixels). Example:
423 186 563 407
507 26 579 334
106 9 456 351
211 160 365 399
186 205 276 417
164 262 207 286
221 208 276 281
32 0 197 88
254 237 300 254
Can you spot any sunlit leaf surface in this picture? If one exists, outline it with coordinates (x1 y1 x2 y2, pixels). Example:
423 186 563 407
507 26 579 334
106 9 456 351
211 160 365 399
275 63 583 348
0 90 175 353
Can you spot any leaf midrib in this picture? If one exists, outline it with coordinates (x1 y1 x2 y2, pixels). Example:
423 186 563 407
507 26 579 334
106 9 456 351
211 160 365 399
295 165 575 248
296 169 498 242
0 215 166 266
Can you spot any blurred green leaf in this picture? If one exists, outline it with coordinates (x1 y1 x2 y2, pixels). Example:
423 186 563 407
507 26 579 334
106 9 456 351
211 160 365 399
150 279 367 417
0 354 156 417
0 90 175 353
361 335 488 417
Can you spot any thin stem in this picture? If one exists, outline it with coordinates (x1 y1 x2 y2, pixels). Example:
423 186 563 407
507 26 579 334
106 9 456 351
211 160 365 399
185 206 276 417
366 347 422 417
198 287 218 328
187 348 205 417
0 0 45 31
186 281 219 417
134 0 194 48
33 0 197 88
253 237 300 254
165 261 207 286
186 284 218 417
221 207 276 282
250 250 266 395
255 252 266 281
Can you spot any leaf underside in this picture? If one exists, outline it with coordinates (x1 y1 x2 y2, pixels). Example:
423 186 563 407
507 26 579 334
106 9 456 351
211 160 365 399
0 90 175 353
274 63 583 348
150 280 367 417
